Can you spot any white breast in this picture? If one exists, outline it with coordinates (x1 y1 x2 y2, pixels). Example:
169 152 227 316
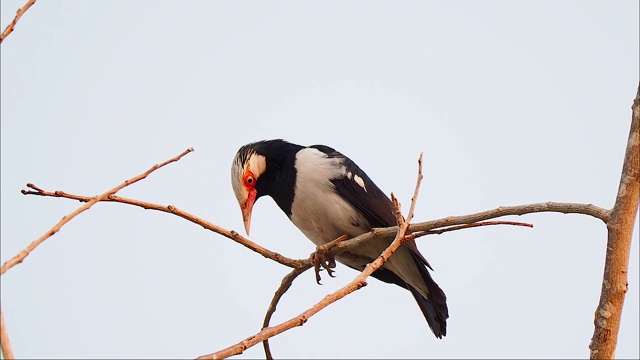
290 148 371 246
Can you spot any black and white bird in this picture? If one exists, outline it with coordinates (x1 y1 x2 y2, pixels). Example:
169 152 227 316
231 139 449 338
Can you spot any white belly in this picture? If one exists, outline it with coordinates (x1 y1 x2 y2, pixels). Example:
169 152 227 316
290 189 370 245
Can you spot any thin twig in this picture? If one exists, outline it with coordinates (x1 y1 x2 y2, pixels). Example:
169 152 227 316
404 152 424 226
196 151 426 359
0 0 36 44
1 148 194 276
261 234 356 359
0 306 15 360
261 266 311 360
407 220 533 240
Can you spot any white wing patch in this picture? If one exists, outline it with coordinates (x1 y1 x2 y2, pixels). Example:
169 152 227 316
344 170 366 192
353 174 367 192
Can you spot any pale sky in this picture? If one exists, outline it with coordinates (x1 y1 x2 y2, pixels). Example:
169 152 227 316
1 1 638 359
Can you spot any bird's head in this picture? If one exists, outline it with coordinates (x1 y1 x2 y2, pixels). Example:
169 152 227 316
231 144 267 235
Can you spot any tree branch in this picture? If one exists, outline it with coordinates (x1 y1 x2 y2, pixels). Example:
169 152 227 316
334 202 609 254
1 148 194 276
20 189 309 271
21 188 608 268
408 220 533 240
0 306 15 360
0 0 36 44
0 148 194 359
261 266 311 360
589 83 640 359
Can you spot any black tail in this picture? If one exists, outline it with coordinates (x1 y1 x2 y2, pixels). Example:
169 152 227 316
409 254 449 338
369 259 449 338
408 282 448 338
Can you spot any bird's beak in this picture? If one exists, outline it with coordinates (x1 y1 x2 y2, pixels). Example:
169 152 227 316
241 189 257 235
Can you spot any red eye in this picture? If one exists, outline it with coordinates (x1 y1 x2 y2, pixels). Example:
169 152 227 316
243 172 256 187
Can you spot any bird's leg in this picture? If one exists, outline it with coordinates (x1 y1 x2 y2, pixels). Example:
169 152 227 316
311 235 349 285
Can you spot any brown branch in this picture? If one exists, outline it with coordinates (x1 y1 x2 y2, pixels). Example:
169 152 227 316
589 83 640 359
335 202 610 253
0 0 36 44
1 148 194 276
0 306 15 360
404 152 424 226
196 152 426 360
408 220 533 240
20 189 308 271
22 186 608 265
261 266 311 360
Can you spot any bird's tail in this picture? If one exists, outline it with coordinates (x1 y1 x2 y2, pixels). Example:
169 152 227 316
408 255 449 338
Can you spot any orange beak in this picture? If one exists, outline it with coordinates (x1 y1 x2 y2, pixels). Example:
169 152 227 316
241 189 257 235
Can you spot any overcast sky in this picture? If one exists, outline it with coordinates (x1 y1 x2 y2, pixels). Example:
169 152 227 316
1 1 638 359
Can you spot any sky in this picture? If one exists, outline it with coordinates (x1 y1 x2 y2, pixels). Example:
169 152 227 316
1 1 638 359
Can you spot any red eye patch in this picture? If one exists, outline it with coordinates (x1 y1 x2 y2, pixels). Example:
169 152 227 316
243 171 256 188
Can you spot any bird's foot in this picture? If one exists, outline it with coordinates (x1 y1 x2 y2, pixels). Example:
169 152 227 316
311 235 349 284
312 247 336 285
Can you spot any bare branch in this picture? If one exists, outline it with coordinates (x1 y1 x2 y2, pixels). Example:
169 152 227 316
1 148 194 276
404 152 424 226
0 0 36 44
589 83 640 359
21 185 609 276
408 220 533 240
0 306 15 360
20 189 309 271
261 266 311 360
337 202 610 253
196 150 426 359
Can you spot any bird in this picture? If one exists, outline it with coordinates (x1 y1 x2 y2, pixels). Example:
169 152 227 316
231 139 449 338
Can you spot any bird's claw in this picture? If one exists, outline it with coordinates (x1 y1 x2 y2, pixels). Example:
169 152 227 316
312 247 337 285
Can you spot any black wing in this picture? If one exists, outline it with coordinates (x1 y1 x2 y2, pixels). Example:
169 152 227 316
310 145 397 228
310 145 434 270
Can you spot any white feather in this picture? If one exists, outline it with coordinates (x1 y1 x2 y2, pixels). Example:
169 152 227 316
290 148 367 245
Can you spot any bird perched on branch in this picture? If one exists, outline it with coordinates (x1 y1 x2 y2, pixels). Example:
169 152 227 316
231 139 449 338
